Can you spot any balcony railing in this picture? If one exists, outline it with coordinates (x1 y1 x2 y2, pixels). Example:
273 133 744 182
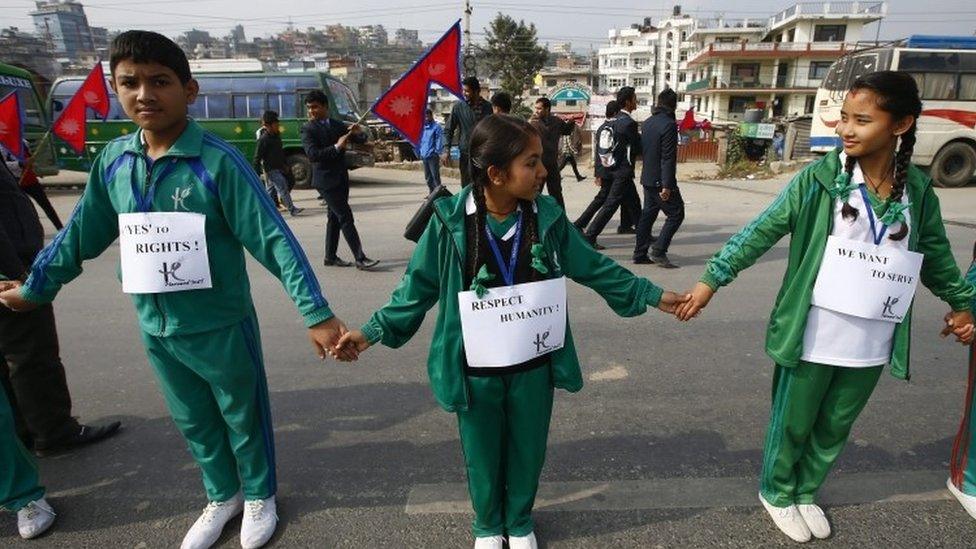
684 73 822 92
768 2 887 27
687 41 858 64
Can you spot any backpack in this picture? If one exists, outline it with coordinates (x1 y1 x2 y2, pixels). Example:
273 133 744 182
596 118 618 168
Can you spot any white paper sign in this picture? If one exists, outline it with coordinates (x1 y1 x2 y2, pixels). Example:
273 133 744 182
811 235 923 323
118 212 212 294
458 277 567 368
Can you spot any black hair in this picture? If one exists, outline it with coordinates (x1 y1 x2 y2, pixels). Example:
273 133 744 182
467 114 543 282
262 110 279 125
425 108 433 116
535 97 551 110
616 86 636 105
305 90 329 105
657 88 678 111
840 71 921 241
490 92 512 113
110 30 191 84
462 76 481 91
605 100 620 117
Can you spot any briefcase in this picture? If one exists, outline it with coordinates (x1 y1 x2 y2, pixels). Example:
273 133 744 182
404 185 453 242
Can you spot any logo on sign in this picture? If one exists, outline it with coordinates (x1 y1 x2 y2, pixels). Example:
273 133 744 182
159 261 187 285
534 328 553 354
881 296 900 319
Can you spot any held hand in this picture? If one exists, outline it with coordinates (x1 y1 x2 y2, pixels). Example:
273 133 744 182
594 176 602 187
0 282 38 312
336 133 351 150
335 330 371 361
440 153 451 168
660 188 672 202
675 282 715 321
349 123 362 134
657 291 691 314
942 310 976 345
308 316 358 361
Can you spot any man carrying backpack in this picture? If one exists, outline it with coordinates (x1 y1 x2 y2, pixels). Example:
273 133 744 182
581 87 642 246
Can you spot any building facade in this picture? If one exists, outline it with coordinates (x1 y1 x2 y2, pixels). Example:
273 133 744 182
29 0 95 62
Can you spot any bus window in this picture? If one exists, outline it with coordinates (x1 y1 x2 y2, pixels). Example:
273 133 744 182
188 95 207 119
961 74 976 100
822 56 850 91
326 79 359 119
268 93 297 117
913 73 958 100
206 94 230 118
1 87 44 126
229 76 267 94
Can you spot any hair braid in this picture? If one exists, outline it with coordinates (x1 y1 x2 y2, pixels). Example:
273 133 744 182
887 124 916 241
841 153 859 221
470 181 488 279
519 198 541 282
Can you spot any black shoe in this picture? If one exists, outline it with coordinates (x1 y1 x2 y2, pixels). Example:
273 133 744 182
576 175 587 182
323 257 353 267
616 225 636 234
34 421 122 457
633 256 654 264
592 241 606 251
355 257 380 270
651 253 679 269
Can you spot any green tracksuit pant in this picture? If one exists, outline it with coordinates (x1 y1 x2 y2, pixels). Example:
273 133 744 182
950 342 976 496
456 365 554 538
140 312 276 502
1 382 44 511
760 361 883 507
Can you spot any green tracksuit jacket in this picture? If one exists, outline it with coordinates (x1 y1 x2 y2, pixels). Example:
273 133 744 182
361 186 664 412
700 148 975 380
22 120 333 334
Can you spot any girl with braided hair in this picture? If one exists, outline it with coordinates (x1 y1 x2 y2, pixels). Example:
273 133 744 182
674 71 975 543
337 114 688 549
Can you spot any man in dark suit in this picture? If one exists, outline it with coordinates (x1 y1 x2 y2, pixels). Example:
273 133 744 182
582 86 642 245
633 88 683 268
301 90 379 270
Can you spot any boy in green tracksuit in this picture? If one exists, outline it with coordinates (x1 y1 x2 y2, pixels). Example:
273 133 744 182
0 31 350 549
338 115 687 549
676 72 975 543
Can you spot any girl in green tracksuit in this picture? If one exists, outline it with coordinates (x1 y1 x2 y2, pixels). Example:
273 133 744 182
337 114 686 549
677 71 976 542
947 247 976 518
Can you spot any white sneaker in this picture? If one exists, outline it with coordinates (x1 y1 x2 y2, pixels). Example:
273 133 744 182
759 492 811 543
17 498 55 539
508 531 539 549
181 493 244 549
947 478 976 520
240 496 278 549
473 535 504 549
797 503 831 539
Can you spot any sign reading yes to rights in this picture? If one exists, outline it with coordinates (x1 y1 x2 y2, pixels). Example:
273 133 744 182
811 235 923 323
118 212 212 294
458 277 567 368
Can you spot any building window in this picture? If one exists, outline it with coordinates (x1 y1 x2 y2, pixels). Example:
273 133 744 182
633 77 649 87
813 25 846 42
731 63 760 87
716 36 738 44
728 96 756 113
804 95 816 113
565 99 578 106
808 61 832 80
546 79 557 87
679 73 687 83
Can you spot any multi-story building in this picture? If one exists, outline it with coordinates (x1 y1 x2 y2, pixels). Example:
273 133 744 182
394 28 422 48
357 25 388 47
597 6 696 107
0 26 60 82
684 2 886 122
29 0 95 62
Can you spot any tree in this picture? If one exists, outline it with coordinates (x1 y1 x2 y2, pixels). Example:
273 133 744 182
479 14 548 107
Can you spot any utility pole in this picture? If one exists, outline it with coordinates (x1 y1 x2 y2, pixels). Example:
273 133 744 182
463 0 476 76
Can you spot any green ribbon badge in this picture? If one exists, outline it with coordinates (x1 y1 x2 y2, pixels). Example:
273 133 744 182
879 200 911 226
530 243 550 275
828 172 860 202
469 264 495 299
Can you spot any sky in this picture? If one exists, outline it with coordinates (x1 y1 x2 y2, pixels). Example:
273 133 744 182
2 0 974 51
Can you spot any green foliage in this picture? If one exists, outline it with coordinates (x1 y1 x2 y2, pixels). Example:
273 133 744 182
725 127 746 166
479 14 548 105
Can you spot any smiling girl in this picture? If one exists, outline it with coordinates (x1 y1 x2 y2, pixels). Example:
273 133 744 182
337 114 687 549
676 71 976 542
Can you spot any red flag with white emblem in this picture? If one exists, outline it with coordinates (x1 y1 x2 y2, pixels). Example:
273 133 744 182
0 92 25 160
371 21 463 146
52 63 111 154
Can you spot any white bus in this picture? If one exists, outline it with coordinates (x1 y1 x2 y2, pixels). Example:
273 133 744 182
811 35 976 187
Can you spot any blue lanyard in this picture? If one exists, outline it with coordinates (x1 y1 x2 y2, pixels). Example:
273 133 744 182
857 184 887 245
484 215 522 286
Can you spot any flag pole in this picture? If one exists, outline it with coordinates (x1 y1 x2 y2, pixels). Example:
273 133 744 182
16 129 53 188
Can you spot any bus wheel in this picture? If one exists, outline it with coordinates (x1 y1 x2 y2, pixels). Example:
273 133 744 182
286 153 313 189
930 142 976 188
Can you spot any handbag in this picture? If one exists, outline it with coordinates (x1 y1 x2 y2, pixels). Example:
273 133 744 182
404 185 453 242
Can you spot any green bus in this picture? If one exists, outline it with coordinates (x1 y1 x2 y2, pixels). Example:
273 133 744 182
48 68 374 186
0 62 57 175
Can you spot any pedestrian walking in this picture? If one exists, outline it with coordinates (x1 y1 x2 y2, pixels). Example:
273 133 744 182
445 77 492 186
557 123 586 182
417 109 444 193
529 97 574 209
490 92 512 115
254 111 302 216
634 88 683 268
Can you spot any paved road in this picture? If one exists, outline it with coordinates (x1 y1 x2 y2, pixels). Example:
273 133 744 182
3 166 976 548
